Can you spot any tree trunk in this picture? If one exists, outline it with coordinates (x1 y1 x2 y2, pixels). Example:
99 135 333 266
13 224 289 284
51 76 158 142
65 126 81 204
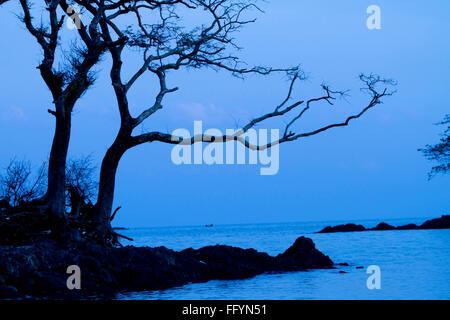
46 104 71 222
94 136 127 241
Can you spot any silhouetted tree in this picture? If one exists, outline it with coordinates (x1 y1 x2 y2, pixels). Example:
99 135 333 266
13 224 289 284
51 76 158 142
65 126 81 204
62 0 395 243
0 155 97 210
420 114 450 178
15 0 110 225
0 158 46 208
3 1 396 245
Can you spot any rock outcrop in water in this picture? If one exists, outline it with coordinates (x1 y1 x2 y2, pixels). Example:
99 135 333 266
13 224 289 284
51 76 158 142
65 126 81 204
318 215 450 233
318 223 366 233
0 236 333 299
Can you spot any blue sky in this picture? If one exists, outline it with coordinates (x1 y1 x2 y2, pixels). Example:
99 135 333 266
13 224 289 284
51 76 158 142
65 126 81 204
0 0 449 227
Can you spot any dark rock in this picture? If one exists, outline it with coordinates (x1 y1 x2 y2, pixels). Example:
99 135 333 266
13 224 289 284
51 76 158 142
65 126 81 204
420 215 450 229
112 246 208 290
371 222 395 231
317 215 450 233
182 245 274 280
336 263 349 266
0 285 18 298
396 223 419 230
318 223 366 233
356 266 364 269
276 236 333 270
338 271 347 274
0 236 333 299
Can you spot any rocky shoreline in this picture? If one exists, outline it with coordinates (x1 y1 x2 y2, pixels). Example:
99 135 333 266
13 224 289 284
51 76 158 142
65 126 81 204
6 213 447 299
318 215 450 233
0 236 333 299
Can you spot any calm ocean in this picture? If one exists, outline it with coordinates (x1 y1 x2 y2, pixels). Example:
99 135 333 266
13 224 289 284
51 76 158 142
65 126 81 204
115 217 450 300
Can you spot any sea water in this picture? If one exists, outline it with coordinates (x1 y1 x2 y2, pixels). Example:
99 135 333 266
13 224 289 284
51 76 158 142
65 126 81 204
115 217 450 300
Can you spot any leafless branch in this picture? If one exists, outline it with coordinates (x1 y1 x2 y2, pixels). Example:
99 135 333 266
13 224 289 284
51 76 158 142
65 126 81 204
0 158 47 207
130 73 396 150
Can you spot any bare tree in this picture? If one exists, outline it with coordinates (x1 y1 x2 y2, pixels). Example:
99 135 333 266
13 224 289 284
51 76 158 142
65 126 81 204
420 114 450 178
60 1 395 243
4 1 396 244
0 158 47 208
65 155 97 217
15 0 112 224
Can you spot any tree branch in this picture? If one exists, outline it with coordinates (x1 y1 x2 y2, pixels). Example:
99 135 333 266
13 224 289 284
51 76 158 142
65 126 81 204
129 73 395 151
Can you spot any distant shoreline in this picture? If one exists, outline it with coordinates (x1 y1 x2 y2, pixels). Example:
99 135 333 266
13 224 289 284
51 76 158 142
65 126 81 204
317 215 450 233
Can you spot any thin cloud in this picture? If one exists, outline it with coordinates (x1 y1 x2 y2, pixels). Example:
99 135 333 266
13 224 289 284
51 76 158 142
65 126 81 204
169 102 251 128
1 106 27 122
